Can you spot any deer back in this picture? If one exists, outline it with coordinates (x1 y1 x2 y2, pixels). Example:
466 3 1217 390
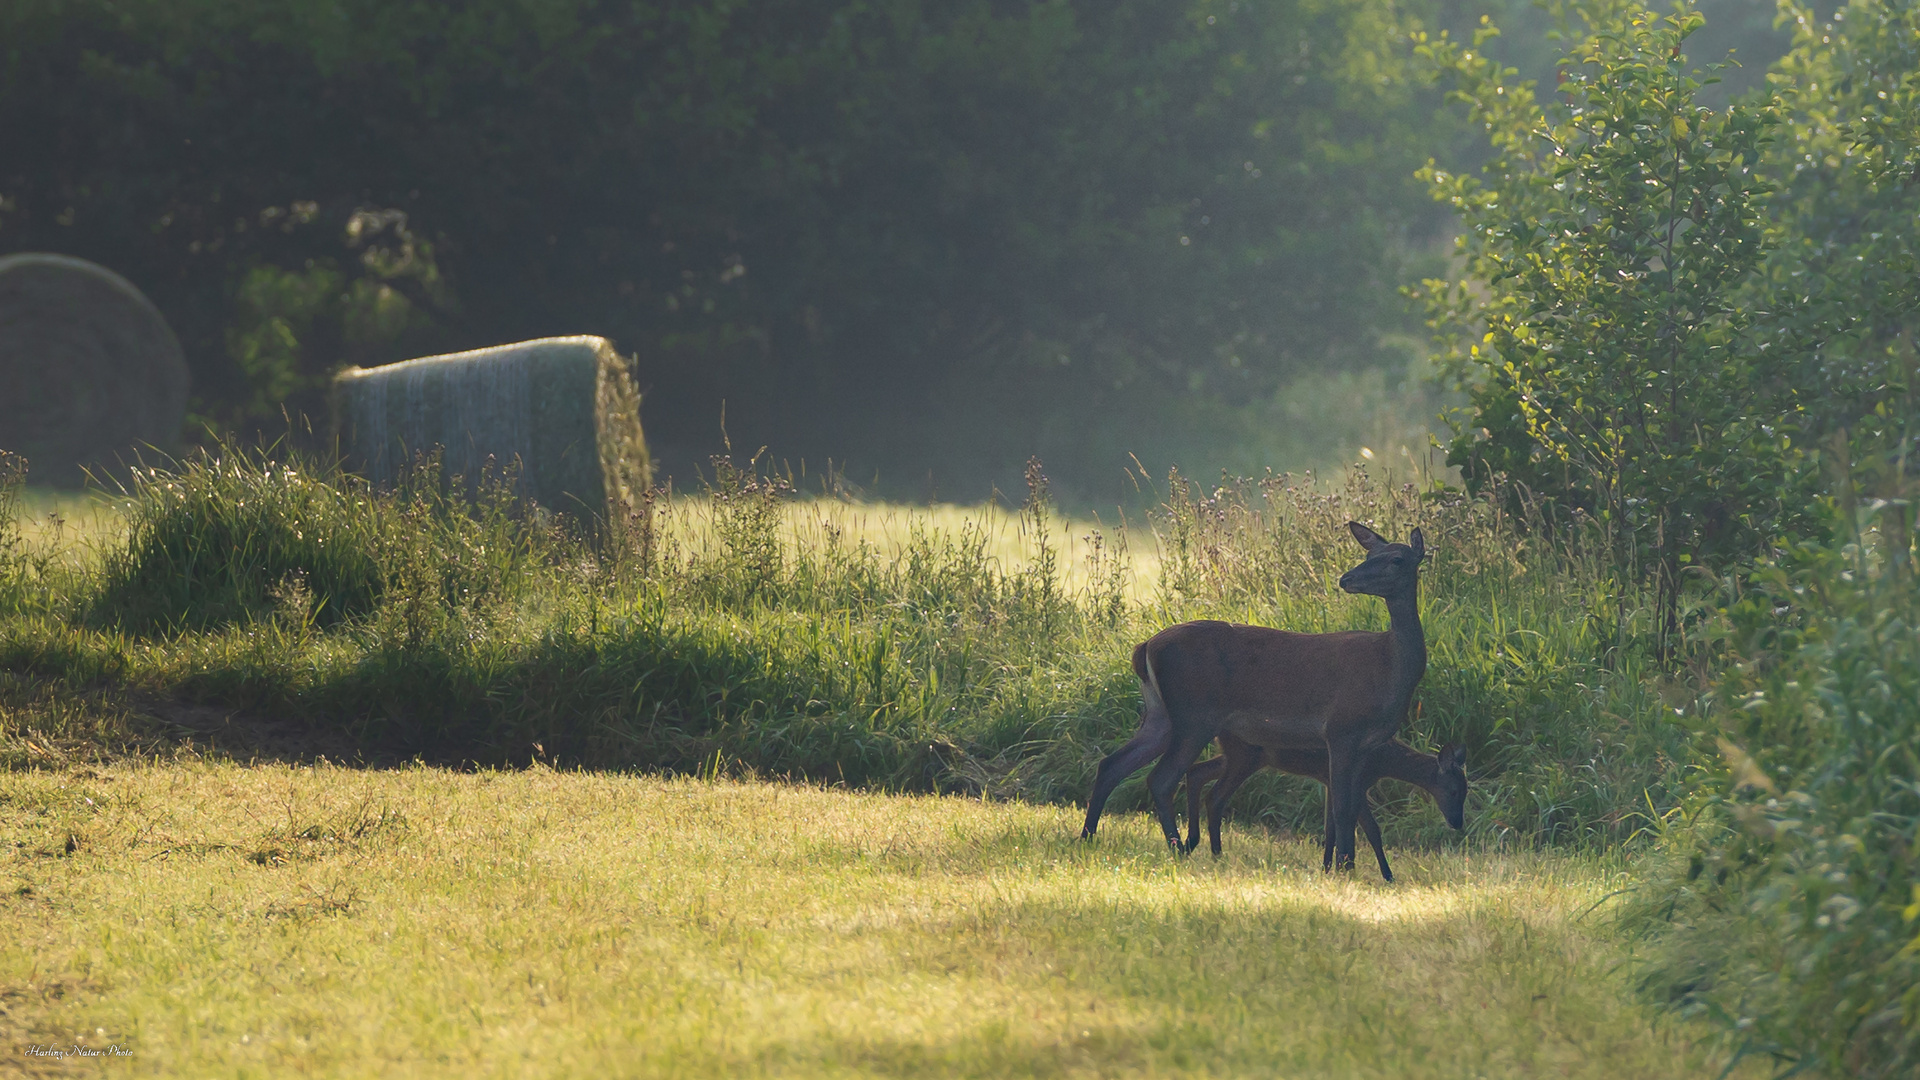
1141 620 1400 747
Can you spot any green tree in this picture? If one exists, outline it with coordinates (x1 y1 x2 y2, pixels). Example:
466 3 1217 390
1762 0 1920 479
1417 1 1803 654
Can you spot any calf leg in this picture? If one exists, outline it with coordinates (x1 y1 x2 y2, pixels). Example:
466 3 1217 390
1203 744 1265 856
1146 727 1215 854
1184 755 1229 853
1360 802 1392 882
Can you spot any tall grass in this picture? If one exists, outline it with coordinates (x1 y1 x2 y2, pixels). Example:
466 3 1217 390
0 451 25 613
1 446 1691 849
88 450 559 634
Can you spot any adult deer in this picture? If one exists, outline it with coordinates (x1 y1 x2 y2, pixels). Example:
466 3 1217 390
1079 522 1427 870
1183 734 1466 881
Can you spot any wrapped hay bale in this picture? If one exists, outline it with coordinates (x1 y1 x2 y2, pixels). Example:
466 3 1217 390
0 253 190 487
333 336 650 522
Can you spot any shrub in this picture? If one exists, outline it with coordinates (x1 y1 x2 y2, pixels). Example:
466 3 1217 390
1417 0 1810 654
1634 496 1920 1076
90 447 556 634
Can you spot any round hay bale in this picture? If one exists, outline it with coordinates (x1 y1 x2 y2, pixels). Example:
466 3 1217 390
333 336 650 523
0 253 191 487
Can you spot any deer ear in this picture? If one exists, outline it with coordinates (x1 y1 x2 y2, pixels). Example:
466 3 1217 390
1442 743 1467 769
1409 528 1426 559
1348 521 1386 552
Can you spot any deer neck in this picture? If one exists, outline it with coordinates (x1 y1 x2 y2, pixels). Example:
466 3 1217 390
1382 584 1426 705
1382 734 1443 787
1377 741 1439 793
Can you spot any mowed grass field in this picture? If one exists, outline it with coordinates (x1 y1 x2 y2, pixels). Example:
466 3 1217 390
5 762 1741 1078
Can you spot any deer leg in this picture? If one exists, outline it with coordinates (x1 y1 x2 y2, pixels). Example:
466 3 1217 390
1359 798 1392 882
1204 746 1264 856
1324 740 1368 872
1081 708 1170 839
1184 755 1229 853
1146 727 1214 855
1321 785 1338 872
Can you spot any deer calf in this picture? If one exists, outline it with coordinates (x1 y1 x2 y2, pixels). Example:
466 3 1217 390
1184 735 1466 881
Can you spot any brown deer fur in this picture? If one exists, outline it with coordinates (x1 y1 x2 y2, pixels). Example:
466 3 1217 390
1080 522 1429 871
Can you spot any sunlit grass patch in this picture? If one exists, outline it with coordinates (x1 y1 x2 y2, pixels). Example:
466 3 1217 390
13 487 128 559
3 763 1746 1078
662 495 1160 603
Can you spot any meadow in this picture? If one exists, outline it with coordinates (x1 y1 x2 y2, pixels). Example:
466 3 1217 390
0 451 1683 846
6 445 1913 1076
6 762 1746 1078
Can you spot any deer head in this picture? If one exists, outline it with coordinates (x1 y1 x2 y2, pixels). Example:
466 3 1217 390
1337 522 1425 598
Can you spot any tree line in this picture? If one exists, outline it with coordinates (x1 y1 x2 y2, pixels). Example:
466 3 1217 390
0 0 1786 499
0 0 1427 497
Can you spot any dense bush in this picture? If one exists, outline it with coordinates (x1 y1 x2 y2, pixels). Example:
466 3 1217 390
1423 0 1920 569
1631 499 1920 1076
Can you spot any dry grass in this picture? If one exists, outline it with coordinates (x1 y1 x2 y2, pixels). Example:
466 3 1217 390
662 496 1161 602
4 762 1746 1078
19 486 1156 600
12 490 126 556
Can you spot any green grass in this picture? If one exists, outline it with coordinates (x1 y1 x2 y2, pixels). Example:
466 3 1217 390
0 448 1770 1074
0 450 1694 851
2 762 1748 1078
9 449 1899 1072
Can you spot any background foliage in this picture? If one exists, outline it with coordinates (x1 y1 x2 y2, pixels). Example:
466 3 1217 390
1416 0 1920 1072
0 0 1791 501
0 0 1443 499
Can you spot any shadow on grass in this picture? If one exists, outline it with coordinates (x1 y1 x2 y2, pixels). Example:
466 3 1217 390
0 610 1143 794
687 889 1705 1080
